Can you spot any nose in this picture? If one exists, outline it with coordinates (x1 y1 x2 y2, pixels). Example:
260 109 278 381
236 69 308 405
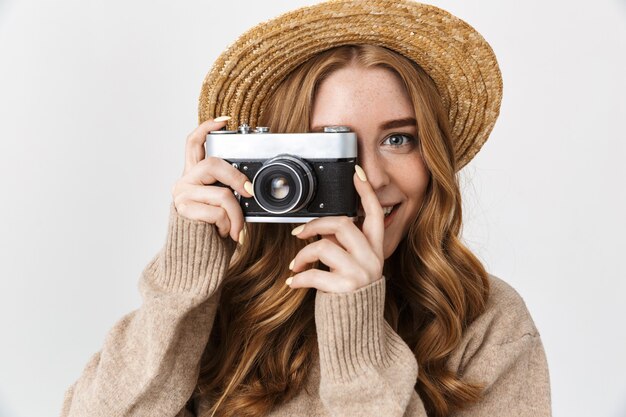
357 149 389 192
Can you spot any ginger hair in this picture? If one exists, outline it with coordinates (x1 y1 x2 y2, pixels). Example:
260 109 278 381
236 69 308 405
192 44 490 417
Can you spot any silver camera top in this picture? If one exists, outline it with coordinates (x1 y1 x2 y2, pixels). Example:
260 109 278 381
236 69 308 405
209 124 352 135
206 124 357 159
210 123 272 135
209 124 272 134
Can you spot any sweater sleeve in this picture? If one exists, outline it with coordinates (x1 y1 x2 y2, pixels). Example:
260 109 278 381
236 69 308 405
60 202 236 417
314 277 428 416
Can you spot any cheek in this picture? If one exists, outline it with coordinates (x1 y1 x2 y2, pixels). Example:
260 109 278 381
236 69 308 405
396 169 429 200
408 159 430 198
393 163 429 226
412 178 429 203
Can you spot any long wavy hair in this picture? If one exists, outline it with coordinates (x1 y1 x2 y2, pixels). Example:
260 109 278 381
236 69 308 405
192 44 491 417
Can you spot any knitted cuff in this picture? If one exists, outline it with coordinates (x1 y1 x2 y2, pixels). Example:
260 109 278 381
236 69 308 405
147 202 236 297
314 277 407 382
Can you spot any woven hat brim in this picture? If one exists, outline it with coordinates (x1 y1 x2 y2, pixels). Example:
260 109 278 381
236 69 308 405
198 0 503 171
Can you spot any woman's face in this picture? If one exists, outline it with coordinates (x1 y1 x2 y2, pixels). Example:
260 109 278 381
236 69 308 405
311 65 431 259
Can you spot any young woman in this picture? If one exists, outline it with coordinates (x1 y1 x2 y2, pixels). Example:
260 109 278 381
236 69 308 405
61 2 551 417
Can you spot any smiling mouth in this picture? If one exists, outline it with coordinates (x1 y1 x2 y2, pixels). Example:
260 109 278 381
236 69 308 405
356 203 400 222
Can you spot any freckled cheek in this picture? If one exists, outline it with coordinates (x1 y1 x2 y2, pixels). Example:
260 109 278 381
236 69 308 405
409 186 428 218
412 163 431 195
413 178 429 199
401 181 428 226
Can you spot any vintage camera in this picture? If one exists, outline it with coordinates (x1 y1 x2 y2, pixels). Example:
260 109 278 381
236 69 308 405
205 124 358 223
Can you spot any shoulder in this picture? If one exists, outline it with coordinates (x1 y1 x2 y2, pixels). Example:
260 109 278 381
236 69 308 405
447 273 542 371
482 273 540 341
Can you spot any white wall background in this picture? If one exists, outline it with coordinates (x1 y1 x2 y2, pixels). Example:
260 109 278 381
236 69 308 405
1 0 625 416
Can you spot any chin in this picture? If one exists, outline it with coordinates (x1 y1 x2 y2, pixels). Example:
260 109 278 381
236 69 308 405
383 238 400 260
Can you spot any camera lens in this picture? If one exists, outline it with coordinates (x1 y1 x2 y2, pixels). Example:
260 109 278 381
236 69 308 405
253 155 316 215
269 176 290 200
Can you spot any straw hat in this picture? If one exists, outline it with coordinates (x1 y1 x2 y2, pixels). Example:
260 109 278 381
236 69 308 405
198 0 503 171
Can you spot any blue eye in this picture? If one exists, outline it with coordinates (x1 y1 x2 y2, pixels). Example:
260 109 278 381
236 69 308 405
383 134 414 147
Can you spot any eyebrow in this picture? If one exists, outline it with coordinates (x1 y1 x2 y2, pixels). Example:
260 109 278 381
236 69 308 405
311 117 417 132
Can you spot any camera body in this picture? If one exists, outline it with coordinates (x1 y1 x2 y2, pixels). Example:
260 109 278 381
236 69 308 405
205 124 358 223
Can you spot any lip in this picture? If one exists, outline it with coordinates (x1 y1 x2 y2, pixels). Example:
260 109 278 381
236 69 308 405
355 203 400 229
357 202 399 217
383 203 399 229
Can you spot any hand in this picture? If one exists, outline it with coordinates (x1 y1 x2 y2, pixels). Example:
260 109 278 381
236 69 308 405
171 117 254 242
287 165 385 293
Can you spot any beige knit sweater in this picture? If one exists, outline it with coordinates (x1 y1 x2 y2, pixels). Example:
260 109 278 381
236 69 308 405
60 202 552 416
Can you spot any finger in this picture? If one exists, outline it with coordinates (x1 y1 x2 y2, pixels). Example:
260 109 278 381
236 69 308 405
176 200 231 238
291 216 373 263
186 156 253 198
287 269 361 293
321 234 340 247
183 117 230 176
353 166 385 260
174 183 244 242
290 238 362 280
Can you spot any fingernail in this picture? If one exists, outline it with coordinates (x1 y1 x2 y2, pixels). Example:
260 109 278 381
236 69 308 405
289 258 295 270
214 115 231 122
244 181 254 197
238 229 245 245
355 165 367 182
291 225 305 235
285 277 293 286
